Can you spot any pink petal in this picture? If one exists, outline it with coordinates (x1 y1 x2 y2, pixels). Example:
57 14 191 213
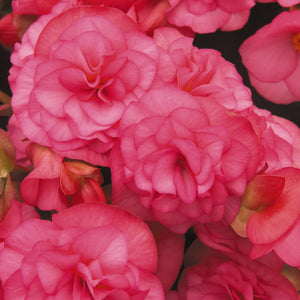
71 226 128 273
35 7 141 56
150 222 185 292
248 73 299 104
3 270 27 300
217 0 255 13
152 150 178 195
151 194 180 213
11 58 50 146
33 64 73 118
285 56 300 99
52 202 158 273
36 260 66 294
174 163 197 204
221 140 250 181
0 249 24 285
110 142 153 219
155 116 194 146
220 10 250 31
138 269 164 300
4 220 58 253
165 2 230 33
153 208 193 234
275 219 300 266
120 87 203 131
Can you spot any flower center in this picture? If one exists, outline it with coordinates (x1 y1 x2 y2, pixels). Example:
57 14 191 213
292 33 300 53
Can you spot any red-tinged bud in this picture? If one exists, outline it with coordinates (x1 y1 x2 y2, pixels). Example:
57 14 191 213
232 167 300 248
0 12 36 48
60 159 105 204
71 178 106 205
0 13 19 48
127 0 170 35
231 174 286 237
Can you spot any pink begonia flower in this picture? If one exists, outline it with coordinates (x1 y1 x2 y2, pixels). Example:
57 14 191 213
240 10 300 104
231 167 300 266
110 87 260 234
0 199 39 244
154 27 253 112
11 6 175 166
243 106 300 173
21 143 105 211
176 250 299 299
256 0 300 7
0 202 165 299
164 0 255 34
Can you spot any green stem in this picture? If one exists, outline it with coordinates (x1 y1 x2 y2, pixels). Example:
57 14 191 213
0 90 11 105
0 103 12 116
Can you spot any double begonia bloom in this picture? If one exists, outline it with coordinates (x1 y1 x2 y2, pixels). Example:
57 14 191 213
110 87 260 234
164 0 255 34
11 6 175 166
242 106 300 173
176 254 298 299
154 27 253 112
232 167 300 266
0 202 165 299
20 143 105 211
240 10 300 104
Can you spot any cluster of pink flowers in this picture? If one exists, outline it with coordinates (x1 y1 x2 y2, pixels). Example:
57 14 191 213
0 0 300 299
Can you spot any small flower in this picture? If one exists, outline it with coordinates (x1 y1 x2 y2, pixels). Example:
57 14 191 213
111 87 260 233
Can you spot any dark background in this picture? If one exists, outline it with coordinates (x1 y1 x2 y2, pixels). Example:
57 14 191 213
0 2 299 128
